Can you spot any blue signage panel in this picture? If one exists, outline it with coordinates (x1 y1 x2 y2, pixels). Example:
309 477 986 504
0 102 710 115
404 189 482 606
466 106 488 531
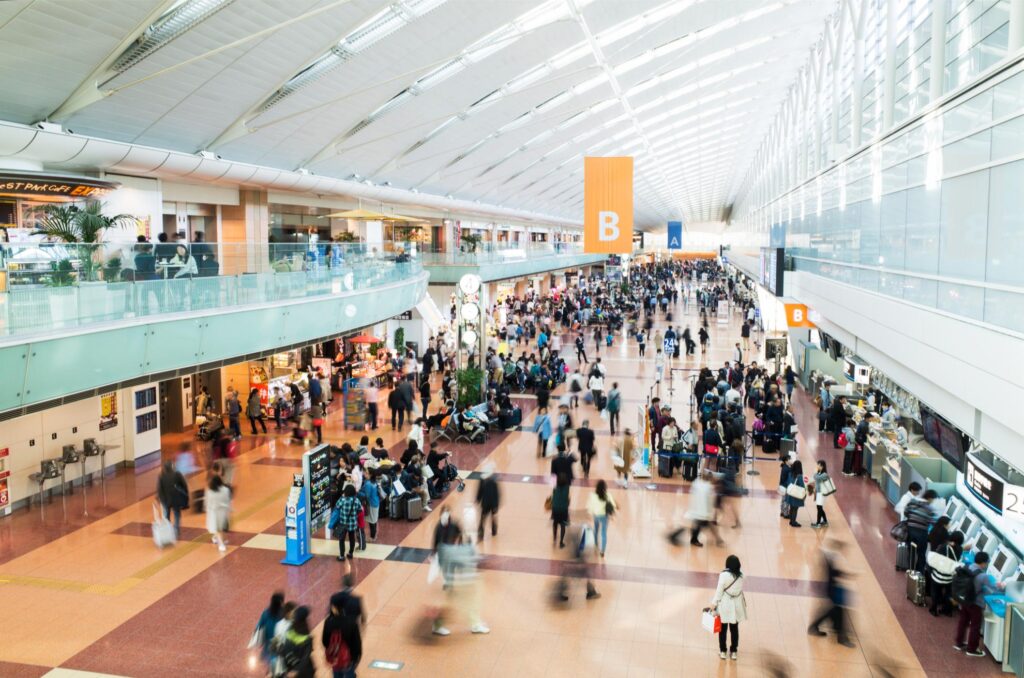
667 221 682 250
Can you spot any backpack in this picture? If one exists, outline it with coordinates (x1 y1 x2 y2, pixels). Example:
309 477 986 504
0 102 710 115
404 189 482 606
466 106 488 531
951 566 977 605
837 432 848 448
324 628 352 669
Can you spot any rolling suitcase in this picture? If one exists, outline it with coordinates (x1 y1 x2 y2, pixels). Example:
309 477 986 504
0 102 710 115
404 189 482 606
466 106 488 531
906 570 927 606
191 489 205 513
657 454 672 478
389 494 406 520
895 542 915 572
405 494 423 521
780 437 797 457
681 455 698 481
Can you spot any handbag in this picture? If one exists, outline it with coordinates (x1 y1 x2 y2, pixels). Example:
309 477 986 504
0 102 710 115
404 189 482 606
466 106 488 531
544 495 553 511
313 418 324 426
927 549 958 577
701 608 722 633
704 444 720 456
785 482 807 500
421 464 434 480
819 477 837 496
247 625 264 650
890 520 909 541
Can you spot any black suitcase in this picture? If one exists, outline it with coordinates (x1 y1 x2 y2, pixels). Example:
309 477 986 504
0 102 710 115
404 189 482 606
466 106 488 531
657 454 672 478
191 489 205 513
842 449 854 474
682 459 698 481
388 493 406 520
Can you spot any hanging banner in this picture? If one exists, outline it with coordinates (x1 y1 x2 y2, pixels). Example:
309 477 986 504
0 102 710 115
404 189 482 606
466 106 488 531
667 221 682 250
584 156 633 254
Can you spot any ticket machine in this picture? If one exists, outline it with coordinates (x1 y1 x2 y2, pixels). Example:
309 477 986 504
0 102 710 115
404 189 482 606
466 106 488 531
973 526 1000 559
990 546 1020 581
953 510 982 542
943 495 967 524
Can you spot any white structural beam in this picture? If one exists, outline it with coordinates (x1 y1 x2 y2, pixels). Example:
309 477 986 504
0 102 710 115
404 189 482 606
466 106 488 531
882 0 898 130
929 0 947 102
1011 0 1024 54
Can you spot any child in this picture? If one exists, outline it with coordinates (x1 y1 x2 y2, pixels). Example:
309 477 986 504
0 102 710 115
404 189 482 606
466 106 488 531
605 330 613 347
811 460 832 528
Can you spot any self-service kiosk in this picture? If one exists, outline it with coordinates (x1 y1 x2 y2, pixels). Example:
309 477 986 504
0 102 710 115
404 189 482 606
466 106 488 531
943 495 967 524
973 526 1000 558
990 545 1020 581
953 510 983 542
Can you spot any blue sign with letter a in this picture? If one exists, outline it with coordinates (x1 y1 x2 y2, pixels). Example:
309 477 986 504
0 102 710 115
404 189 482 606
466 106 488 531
667 221 682 250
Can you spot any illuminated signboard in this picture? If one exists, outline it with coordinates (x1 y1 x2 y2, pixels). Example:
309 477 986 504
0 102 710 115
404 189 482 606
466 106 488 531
0 173 120 200
965 454 1004 512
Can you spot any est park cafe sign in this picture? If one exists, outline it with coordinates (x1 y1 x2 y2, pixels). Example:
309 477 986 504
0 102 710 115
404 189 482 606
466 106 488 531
583 156 633 254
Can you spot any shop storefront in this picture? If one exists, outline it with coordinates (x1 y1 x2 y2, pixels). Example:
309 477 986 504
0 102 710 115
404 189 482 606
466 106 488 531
161 201 218 241
0 172 121 242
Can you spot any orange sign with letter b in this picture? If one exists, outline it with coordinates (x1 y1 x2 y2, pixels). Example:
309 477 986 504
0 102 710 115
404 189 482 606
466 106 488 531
584 157 633 254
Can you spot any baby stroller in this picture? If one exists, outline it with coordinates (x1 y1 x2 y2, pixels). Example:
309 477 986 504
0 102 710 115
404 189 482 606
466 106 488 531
438 459 465 493
196 413 224 441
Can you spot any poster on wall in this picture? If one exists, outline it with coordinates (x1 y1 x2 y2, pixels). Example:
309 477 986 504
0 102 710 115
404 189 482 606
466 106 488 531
99 392 118 431
0 470 9 512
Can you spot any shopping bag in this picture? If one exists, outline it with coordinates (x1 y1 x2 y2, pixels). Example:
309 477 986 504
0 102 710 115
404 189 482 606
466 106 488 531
247 625 264 650
819 477 837 496
151 504 176 549
427 555 442 584
701 609 722 633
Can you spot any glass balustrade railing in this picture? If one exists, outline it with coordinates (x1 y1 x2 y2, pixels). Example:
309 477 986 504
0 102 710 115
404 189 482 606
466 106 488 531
0 241 423 337
420 241 587 265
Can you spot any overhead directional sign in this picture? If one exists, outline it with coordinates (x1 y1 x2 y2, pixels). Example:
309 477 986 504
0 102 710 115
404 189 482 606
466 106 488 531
584 156 633 254
667 221 682 250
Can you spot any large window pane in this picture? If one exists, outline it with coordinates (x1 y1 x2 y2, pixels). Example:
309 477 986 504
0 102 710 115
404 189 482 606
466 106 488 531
936 282 984 320
902 277 938 307
905 185 941 273
939 169 989 280
880 191 908 268
942 90 993 140
859 199 881 266
984 288 1024 333
989 115 1024 162
986 160 1024 285
993 71 1024 118
942 129 990 174
879 272 906 299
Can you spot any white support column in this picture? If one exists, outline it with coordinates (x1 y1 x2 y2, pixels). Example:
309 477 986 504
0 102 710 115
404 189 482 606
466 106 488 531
848 0 867 149
1010 0 1024 54
828 13 845 157
929 0 948 102
882 0 898 130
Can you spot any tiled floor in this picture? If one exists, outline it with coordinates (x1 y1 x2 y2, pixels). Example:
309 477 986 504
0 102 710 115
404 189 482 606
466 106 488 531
0 298 1003 677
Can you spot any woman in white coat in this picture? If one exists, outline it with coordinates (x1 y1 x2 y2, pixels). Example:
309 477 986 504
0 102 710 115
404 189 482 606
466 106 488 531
711 555 747 660
205 474 232 552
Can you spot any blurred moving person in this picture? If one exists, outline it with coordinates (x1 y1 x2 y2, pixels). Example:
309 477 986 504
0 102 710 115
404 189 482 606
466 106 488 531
323 591 363 678
475 463 500 541
432 541 489 636
808 540 855 647
668 470 722 547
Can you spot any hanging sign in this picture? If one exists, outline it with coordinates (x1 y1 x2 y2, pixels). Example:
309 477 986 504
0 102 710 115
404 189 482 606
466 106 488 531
784 303 816 328
667 221 682 250
584 157 633 254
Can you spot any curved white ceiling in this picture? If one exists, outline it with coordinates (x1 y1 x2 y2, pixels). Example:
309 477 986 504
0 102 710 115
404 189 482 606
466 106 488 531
0 0 836 229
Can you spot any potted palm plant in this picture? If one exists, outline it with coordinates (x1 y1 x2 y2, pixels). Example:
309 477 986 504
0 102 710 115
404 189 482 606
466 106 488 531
32 202 136 323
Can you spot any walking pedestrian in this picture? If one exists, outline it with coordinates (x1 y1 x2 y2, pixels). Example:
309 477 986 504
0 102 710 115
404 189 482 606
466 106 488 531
280 606 315 678
785 460 807 527
711 555 747 661
475 462 500 540
226 389 242 439
322 591 363 678
332 484 361 560
205 473 232 552
808 540 855 647
156 460 188 536
606 382 621 435
550 472 570 548
252 592 284 674
587 480 617 557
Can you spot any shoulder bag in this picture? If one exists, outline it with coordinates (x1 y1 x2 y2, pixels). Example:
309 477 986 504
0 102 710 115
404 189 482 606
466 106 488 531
786 480 807 500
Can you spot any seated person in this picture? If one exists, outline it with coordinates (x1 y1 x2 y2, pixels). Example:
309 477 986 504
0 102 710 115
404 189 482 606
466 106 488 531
457 406 486 437
399 457 432 511
400 440 421 467
370 437 389 460
425 444 451 495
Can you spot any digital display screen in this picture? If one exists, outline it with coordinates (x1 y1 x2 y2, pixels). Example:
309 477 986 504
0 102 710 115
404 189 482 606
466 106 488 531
965 455 1004 512
920 403 967 470
994 552 1006 572
304 445 332 529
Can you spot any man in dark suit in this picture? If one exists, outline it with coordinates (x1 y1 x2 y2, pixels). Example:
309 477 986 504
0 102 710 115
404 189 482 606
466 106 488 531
830 396 848 448
575 419 597 478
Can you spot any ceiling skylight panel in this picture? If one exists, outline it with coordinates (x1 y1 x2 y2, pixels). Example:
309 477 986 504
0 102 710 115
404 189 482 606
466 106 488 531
550 43 591 70
506 64 552 92
411 59 466 93
345 6 411 52
517 0 570 31
575 73 609 94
